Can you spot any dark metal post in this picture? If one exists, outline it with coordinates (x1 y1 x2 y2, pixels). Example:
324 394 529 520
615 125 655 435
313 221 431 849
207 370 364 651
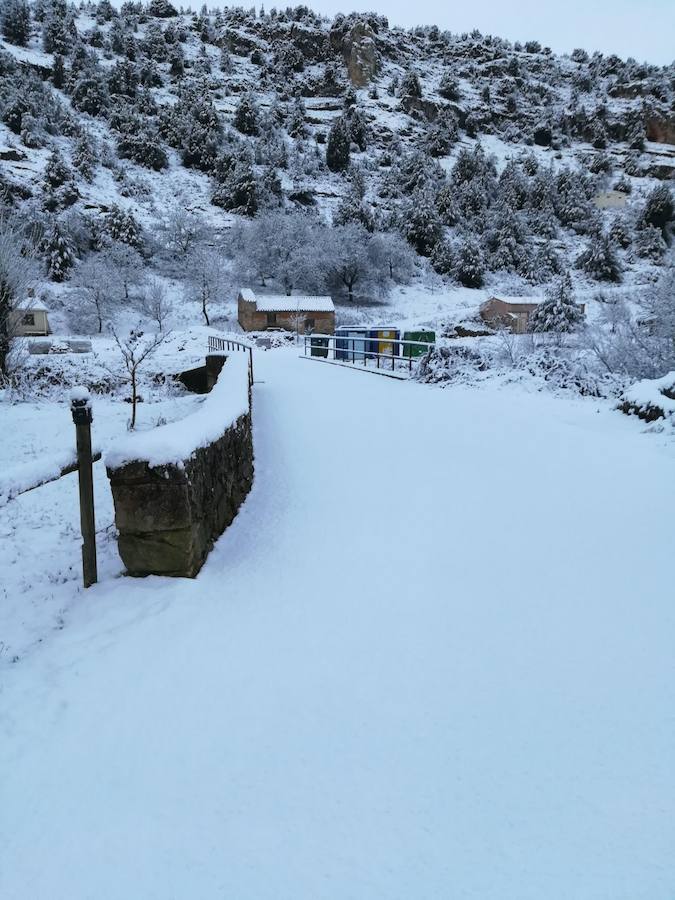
71 395 97 588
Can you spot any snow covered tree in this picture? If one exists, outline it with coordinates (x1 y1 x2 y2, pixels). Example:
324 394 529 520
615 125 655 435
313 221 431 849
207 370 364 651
633 224 666 261
1 0 31 45
44 220 75 282
438 72 460 101
0 214 38 375
326 117 350 173
453 237 485 288
430 240 454 276
212 158 258 217
139 278 172 332
644 267 675 347
161 204 207 260
72 131 98 181
286 95 308 138
576 230 622 282
367 231 417 284
348 107 368 151
400 69 422 98
71 254 114 332
322 223 372 303
234 94 260 136
401 192 443 256
103 205 144 252
530 272 585 333
42 0 76 55
640 184 674 239
71 72 110 116
111 326 165 430
185 245 229 326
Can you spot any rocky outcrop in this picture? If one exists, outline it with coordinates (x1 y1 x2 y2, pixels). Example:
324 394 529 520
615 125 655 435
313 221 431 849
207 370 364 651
401 95 442 123
331 20 380 86
646 116 675 145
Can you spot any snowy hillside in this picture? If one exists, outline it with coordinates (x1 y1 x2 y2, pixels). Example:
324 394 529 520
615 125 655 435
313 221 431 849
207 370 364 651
0 0 674 350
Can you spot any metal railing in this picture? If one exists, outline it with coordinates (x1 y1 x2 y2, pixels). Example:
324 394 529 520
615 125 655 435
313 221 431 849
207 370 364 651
301 333 435 376
208 334 254 392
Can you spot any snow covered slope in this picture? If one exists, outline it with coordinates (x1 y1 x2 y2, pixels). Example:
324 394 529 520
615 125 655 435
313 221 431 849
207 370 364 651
1 351 674 899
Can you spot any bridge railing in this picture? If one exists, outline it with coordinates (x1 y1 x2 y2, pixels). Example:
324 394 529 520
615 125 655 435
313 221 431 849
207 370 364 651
301 333 435 376
208 334 254 392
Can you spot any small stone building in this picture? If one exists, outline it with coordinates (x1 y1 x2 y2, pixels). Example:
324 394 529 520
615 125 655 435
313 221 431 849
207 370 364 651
12 300 52 337
480 297 540 334
237 289 335 334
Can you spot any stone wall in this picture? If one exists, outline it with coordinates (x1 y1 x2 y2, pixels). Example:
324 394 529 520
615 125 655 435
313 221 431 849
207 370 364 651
107 356 253 578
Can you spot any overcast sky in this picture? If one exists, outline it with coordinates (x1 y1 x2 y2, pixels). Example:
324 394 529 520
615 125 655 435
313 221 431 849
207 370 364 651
278 0 674 66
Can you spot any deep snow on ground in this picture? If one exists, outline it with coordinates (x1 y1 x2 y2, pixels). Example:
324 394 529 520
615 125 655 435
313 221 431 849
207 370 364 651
1 349 675 899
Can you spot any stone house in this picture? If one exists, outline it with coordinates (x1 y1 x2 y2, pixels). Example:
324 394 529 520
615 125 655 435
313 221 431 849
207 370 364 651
237 289 335 334
479 296 540 334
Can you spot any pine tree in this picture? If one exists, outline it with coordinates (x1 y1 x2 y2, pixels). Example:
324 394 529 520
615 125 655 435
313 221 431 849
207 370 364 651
326 117 350 173
212 159 258 216
438 72 460 101
1 0 31 46
640 185 674 238
44 221 75 281
576 231 622 282
453 237 485 287
530 272 585 333
104 205 144 251
400 69 421 98
234 94 260 136
286 95 308 138
348 108 368 151
633 224 666 261
401 193 443 256
430 240 454 275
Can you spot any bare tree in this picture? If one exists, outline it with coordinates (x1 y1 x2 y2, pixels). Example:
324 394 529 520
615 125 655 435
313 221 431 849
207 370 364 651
111 326 165 430
161 204 207 261
99 242 144 303
139 278 172 332
0 214 39 376
186 245 230 327
71 255 115 333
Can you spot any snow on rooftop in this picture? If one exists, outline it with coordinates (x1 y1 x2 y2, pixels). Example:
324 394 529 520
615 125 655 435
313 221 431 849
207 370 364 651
486 295 541 305
255 295 335 313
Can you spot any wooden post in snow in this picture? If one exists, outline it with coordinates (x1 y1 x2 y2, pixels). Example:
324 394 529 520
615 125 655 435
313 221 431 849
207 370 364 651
70 388 97 589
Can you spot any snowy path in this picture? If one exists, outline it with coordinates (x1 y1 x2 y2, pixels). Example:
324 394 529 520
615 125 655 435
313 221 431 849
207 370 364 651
2 350 675 900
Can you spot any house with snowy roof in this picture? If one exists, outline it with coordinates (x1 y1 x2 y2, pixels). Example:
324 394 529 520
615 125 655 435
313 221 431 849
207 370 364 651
11 298 52 337
479 296 541 334
237 289 335 335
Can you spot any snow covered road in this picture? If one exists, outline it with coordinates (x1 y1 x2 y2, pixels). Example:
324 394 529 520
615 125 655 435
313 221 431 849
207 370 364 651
2 350 675 899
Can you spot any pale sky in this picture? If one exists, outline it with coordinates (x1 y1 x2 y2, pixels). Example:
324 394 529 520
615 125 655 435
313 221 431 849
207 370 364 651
282 0 674 66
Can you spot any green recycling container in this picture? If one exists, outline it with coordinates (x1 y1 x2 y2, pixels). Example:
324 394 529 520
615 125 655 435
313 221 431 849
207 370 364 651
402 330 436 358
310 336 329 358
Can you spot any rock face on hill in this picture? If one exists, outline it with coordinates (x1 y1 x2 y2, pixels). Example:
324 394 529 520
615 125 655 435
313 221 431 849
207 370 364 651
338 21 380 86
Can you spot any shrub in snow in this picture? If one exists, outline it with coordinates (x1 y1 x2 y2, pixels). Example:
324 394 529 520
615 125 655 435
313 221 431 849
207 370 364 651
117 132 168 171
416 344 489 384
531 272 585 333
347 107 368 152
147 0 178 17
619 372 675 424
326 117 351 172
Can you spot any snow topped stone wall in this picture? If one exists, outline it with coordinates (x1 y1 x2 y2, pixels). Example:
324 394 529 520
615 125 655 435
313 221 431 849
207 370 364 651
106 353 253 578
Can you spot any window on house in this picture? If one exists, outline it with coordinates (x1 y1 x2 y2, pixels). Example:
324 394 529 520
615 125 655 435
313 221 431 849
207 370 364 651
266 312 277 326
22 313 35 326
